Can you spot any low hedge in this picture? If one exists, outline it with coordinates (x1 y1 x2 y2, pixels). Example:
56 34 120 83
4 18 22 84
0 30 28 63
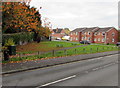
2 32 34 45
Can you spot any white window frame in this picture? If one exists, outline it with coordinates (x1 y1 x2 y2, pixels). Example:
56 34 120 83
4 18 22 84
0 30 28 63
112 32 115 36
94 32 97 36
82 37 83 40
88 32 91 35
88 37 90 41
102 32 105 36
112 38 115 42
102 38 105 42
76 32 78 35
98 38 100 41
76 37 78 40
94 38 96 42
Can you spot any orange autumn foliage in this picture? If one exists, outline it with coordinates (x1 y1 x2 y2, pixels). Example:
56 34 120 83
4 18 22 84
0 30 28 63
2 2 41 33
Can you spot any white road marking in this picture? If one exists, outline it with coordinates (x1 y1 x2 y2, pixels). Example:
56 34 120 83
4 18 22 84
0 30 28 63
36 60 118 88
92 61 118 71
92 68 99 71
88 57 103 61
88 54 118 62
37 75 76 88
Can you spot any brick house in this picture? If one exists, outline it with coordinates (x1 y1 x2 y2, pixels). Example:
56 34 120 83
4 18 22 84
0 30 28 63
69 28 86 41
70 27 118 44
51 28 66 40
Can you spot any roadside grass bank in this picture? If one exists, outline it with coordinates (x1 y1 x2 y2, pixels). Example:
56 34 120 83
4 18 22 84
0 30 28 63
16 41 82 54
2 45 119 63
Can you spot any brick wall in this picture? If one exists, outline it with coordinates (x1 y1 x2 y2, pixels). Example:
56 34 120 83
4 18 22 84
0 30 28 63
69 32 79 42
70 28 119 44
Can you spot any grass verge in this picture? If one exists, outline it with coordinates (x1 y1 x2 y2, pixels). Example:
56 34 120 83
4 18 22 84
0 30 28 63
3 45 119 63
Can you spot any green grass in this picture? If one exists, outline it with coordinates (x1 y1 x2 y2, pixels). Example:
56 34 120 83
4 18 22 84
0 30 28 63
16 41 82 54
3 45 119 63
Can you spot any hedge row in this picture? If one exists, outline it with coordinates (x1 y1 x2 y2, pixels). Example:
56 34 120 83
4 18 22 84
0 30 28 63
2 32 34 45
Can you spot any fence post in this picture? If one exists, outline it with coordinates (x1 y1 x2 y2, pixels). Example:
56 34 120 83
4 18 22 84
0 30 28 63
19 53 22 60
52 50 55 56
38 51 40 55
103 47 104 50
90 48 92 53
64 49 67 56
83 48 85 53
97 47 98 52
112 47 113 50
75 49 77 54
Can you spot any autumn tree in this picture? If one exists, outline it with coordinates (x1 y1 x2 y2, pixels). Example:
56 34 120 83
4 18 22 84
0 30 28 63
2 1 52 43
2 2 41 33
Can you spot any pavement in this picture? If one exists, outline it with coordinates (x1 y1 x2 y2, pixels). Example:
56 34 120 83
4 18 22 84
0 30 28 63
2 53 118 86
2 50 119 74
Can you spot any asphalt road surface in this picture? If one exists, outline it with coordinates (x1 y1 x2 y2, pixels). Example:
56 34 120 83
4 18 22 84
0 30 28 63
3 54 118 87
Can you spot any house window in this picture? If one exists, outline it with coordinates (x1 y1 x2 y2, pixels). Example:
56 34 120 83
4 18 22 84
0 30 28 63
94 38 96 41
102 38 105 42
102 32 105 36
82 37 84 40
112 38 115 42
76 32 78 35
88 32 91 35
98 38 100 41
98 32 100 35
76 37 78 40
88 37 91 41
112 32 115 36
94 32 97 36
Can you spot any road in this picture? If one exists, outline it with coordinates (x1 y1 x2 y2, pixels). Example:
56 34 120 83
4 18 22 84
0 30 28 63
2 54 118 87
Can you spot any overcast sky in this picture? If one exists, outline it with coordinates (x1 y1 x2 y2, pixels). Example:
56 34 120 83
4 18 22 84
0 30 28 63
30 0 119 30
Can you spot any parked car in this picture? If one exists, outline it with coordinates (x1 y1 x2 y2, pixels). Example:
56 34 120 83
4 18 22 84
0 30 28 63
80 40 91 44
62 36 70 41
56 37 61 40
116 42 120 46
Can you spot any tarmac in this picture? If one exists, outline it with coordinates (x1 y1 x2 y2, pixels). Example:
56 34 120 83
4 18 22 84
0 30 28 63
2 50 119 75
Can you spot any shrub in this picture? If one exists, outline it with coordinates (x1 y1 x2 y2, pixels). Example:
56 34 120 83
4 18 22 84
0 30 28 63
2 32 34 45
4 38 15 46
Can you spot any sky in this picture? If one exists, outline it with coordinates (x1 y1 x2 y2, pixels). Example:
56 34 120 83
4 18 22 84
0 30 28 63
30 0 119 30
